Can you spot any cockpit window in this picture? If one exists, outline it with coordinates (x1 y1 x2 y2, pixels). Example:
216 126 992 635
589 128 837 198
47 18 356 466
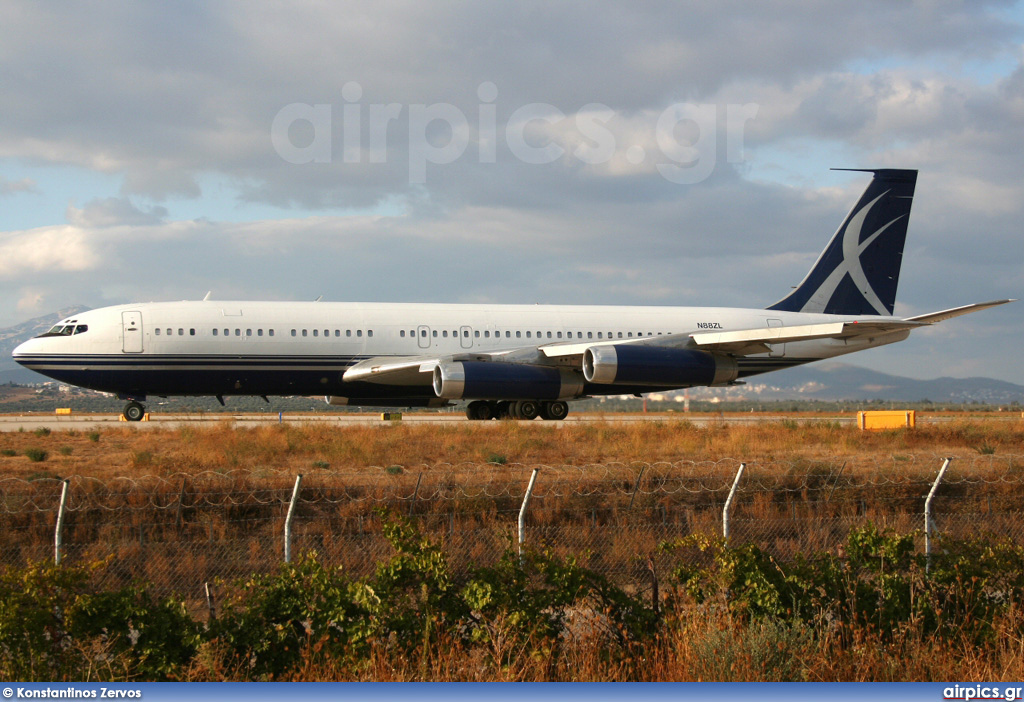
38 323 88 338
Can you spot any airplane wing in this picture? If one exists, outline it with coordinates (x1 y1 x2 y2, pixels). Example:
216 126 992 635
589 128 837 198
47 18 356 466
538 320 922 359
345 300 1015 386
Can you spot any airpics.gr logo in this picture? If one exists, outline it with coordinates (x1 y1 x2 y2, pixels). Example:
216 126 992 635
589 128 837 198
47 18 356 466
944 685 1024 701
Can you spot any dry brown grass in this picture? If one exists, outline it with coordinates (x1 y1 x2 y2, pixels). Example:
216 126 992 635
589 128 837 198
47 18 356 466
0 414 1021 480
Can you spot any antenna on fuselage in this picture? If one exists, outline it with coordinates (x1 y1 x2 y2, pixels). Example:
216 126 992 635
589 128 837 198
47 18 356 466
202 291 212 301
314 295 323 302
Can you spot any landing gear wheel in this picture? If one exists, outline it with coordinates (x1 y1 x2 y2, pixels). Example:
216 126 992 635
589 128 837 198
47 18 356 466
513 399 540 420
123 401 145 422
466 400 493 421
495 401 512 419
539 401 569 421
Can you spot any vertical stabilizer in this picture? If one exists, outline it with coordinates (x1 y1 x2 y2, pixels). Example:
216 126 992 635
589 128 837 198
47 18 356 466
768 169 917 315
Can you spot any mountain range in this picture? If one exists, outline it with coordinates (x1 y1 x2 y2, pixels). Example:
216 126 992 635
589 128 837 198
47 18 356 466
1 308 1022 403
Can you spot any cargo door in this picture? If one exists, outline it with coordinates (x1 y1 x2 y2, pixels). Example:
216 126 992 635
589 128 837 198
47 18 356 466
122 311 143 353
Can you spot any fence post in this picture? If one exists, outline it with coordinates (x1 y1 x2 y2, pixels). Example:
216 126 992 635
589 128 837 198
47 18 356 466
409 472 424 515
284 474 303 563
723 463 745 543
518 468 540 557
54 479 69 565
628 465 647 511
925 457 952 572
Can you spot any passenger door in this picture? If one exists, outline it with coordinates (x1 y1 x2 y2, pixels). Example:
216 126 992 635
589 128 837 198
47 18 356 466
122 311 143 353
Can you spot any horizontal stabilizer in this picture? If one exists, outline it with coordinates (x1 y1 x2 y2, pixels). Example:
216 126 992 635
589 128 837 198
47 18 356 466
905 299 1015 324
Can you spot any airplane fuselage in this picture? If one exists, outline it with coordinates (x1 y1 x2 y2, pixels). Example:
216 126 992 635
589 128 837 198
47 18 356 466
12 300 906 404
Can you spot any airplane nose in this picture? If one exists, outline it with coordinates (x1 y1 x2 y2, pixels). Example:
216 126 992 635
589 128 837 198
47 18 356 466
12 338 40 363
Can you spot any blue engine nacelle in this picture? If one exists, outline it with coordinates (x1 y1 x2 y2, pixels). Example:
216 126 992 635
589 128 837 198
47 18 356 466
582 345 739 387
433 361 584 400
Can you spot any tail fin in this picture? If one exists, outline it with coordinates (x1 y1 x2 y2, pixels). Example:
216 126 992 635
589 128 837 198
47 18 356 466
768 168 917 316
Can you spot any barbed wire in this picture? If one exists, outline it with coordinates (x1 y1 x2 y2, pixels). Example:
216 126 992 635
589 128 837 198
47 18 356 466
1 454 1021 515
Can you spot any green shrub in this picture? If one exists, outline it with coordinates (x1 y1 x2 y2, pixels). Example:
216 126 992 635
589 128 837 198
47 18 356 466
24 448 47 462
59 446 73 456
34 427 51 437
0 449 15 457
88 431 100 442
0 561 201 681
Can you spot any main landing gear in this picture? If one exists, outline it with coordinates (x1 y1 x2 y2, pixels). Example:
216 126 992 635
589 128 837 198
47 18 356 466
465 400 569 421
122 401 146 422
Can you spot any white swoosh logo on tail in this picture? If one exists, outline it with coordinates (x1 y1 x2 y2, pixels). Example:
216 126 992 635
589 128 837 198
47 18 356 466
803 189 905 315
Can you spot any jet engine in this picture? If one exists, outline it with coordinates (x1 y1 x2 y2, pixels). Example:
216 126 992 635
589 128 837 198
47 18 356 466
582 345 738 387
432 361 583 400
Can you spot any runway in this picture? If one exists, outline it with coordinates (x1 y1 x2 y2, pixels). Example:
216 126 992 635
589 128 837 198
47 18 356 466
0 411 862 431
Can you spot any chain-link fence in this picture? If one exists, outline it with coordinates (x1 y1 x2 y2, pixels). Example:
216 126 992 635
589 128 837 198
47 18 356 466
2 455 1022 604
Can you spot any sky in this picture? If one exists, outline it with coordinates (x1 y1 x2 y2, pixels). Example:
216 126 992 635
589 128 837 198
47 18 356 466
0 1 1022 383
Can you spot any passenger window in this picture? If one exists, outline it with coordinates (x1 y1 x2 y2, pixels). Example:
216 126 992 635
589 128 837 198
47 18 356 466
246 329 252 337
505 331 511 338
178 329 184 336
443 330 448 338
269 329 274 337
335 330 340 337
155 328 161 336
432 330 438 337
368 330 373 337
557 332 562 338
474 330 480 338
224 329 229 336
400 330 406 338
516 331 521 338
235 329 241 336
526 331 531 338
302 329 307 337
588 332 593 339
484 331 489 338
627 332 633 338
212 329 217 336
357 330 362 337
598 332 604 339
291 329 296 337
347 330 352 337
189 328 195 336
257 329 263 337
420 330 426 337
324 329 329 337
313 329 319 337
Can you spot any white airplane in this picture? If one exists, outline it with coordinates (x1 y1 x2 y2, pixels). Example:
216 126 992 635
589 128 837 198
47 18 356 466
13 169 1012 421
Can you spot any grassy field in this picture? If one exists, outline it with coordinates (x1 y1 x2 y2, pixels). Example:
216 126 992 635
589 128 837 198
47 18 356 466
1 414 1023 681
0 412 1022 479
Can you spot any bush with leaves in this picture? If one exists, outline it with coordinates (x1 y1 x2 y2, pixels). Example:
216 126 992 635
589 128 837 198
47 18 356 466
0 561 200 681
662 524 1024 644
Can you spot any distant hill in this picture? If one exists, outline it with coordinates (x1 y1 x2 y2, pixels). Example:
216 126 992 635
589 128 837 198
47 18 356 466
685 362 1024 404
0 306 90 384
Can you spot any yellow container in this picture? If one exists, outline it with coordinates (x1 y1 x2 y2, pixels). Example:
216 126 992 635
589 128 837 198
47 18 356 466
55 408 72 416
380 412 403 421
857 410 915 430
